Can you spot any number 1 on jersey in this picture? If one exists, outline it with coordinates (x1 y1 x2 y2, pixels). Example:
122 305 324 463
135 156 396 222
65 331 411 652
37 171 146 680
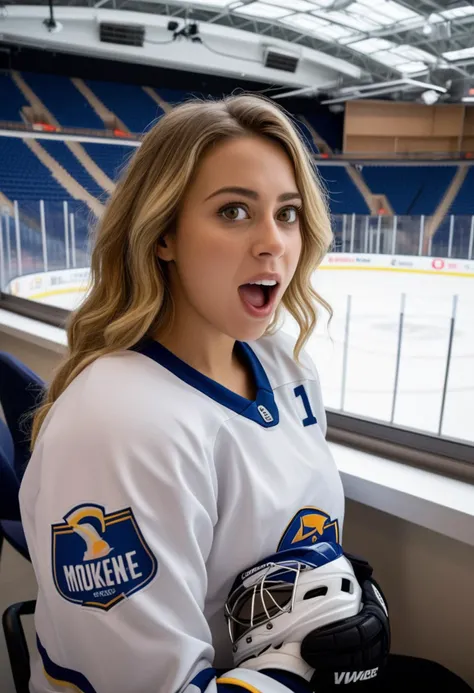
294 385 317 427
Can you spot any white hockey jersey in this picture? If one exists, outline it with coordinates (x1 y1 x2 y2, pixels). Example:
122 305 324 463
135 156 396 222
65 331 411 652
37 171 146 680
19 329 345 693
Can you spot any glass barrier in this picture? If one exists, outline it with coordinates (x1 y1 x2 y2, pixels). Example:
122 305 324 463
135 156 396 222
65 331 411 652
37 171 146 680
1 202 473 448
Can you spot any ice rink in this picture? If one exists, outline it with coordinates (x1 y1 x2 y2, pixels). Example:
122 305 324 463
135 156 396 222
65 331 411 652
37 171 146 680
292 268 474 444
31 266 474 445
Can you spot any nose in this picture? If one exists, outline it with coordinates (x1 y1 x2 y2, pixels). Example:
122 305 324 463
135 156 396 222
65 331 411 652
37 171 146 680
251 216 285 259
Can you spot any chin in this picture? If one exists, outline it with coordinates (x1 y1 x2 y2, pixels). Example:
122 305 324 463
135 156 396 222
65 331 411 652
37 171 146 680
227 320 273 344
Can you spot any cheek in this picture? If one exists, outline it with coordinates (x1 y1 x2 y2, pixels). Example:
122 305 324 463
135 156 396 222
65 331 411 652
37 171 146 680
288 230 303 269
177 231 239 294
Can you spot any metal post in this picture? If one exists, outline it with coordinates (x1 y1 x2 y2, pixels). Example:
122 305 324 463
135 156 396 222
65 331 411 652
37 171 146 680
341 295 352 412
350 213 355 253
448 214 454 259
70 212 76 268
63 200 70 269
342 215 347 252
40 199 48 272
468 215 474 260
5 214 12 281
438 295 458 436
376 214 381 254
428 235 433 257
391 293 406 424
391 215 398 256
418 215 425 256
364 216 369 254
14 200 22 276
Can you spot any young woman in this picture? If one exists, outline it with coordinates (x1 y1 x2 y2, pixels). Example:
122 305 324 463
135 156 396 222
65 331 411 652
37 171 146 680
20 94 472 693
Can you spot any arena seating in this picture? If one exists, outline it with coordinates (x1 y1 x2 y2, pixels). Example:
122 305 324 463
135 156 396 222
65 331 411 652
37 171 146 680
85 79 163 134
0 137 69 201
448 167 474 215
81 143 136 183
21 71 104 130
39 140 105 199
361 165 457 216
1 69 473 220
317 166 370 215
0 73 28 122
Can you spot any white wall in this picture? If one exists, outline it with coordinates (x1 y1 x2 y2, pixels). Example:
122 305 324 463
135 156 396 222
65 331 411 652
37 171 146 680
1 330 473 688
0 6 360 87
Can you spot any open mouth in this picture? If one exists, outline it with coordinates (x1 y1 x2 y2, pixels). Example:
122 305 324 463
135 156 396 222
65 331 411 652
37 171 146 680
238 283 279 310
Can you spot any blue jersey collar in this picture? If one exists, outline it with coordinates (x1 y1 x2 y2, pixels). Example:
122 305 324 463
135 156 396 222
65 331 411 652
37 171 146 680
132 339 279 428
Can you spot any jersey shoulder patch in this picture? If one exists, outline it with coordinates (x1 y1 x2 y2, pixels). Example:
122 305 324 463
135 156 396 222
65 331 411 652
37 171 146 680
52 503 158 611
278 506 340 551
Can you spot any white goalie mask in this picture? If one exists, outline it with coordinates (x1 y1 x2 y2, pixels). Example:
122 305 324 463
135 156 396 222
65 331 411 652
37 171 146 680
224 542 363 681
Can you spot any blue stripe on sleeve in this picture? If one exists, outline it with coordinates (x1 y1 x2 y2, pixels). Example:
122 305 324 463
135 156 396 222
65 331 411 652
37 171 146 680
36 635 97 693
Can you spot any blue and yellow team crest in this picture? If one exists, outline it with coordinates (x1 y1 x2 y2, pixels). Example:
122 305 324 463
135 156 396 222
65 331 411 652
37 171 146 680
52 504 158 611
278 507 339 551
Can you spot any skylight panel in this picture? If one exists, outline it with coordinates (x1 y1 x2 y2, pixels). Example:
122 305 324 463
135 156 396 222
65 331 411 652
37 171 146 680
357 0 420 22
306 0 336 7
264 0 317 9
443 46 474 61
391 45 437 64
371 50 406 66
348 37 395 54
312 9 378 32
440 6 474 19
185 0 237 6
280 12 353 38
397 61 429 74
234 1 291 18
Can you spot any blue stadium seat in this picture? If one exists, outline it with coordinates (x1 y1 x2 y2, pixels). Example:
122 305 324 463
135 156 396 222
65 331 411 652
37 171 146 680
0 351 45 481
0 137 70 201
20 71 104 130
40 140 105 199
361 165 456 215
82 143 136 183
0 73 28 122
86 79 163 134
317 165 370 214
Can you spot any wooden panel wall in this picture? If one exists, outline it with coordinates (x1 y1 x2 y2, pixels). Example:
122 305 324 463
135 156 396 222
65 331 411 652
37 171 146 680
343 100 474 155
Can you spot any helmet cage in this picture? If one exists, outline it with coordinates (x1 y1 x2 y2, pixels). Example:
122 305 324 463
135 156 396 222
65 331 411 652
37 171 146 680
225 559 308 645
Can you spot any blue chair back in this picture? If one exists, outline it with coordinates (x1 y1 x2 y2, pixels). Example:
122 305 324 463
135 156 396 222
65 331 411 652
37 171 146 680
0 352 45 480
0 418 21 521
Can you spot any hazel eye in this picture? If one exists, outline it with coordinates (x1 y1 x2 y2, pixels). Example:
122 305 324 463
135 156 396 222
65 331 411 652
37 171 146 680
220 205 249 221
278 207 299 223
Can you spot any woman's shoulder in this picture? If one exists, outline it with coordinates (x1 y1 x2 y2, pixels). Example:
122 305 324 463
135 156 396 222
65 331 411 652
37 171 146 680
45 349 215 441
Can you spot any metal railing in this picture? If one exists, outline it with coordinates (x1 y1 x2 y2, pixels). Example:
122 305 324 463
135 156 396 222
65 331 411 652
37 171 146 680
1 202 473 467
332 213 474 260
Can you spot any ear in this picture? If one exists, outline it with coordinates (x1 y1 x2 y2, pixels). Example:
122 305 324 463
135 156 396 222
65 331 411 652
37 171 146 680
155 236 175 262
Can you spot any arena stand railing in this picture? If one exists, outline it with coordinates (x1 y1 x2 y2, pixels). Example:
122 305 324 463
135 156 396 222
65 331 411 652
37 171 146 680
0 201 473 483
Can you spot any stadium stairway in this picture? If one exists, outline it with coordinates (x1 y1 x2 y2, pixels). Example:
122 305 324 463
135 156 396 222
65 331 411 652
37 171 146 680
71 78 130 134
84 79 162 134
301 118 384 215
425 166 469 249
12 72 114 196
142 87 172 115
23 138 102 216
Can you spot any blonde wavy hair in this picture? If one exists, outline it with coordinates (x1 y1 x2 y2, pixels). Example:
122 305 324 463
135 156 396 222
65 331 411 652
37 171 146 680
30 93 333 450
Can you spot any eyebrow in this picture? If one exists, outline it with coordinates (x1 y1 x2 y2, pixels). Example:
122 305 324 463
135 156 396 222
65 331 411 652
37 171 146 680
204 186 302 203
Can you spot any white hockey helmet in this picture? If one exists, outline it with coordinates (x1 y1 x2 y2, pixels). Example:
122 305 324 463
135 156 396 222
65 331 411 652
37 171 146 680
224 542 362 679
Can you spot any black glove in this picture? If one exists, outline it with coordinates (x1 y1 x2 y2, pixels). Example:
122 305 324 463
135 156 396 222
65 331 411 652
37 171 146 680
300 551 391 690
